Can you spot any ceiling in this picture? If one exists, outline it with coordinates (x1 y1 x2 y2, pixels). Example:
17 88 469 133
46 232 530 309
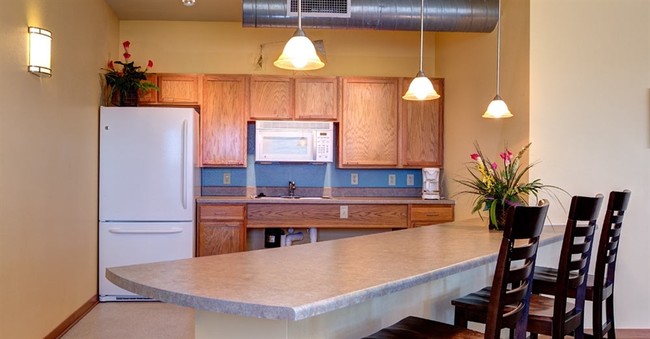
104 0 242 22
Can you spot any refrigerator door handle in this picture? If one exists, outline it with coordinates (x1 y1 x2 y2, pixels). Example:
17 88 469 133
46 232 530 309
182 119 188 210
108 227 184 235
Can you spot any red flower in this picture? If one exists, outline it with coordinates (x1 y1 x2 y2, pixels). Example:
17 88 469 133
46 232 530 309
122 41 130 50
107 60 114 70
470 153 480 161
491 162 498 170
147 60 154 68
123 52 131 61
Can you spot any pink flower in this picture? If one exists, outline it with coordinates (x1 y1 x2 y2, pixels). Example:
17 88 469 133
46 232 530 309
500 149 513 166
470 153 480 161
123 52 131 61
122 41 130 50
491 162 498 170
147 60 154 68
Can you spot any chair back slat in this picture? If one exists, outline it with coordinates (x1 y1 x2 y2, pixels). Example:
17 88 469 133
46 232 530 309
484 201 549 339
552 194 603 338
594 190 631 291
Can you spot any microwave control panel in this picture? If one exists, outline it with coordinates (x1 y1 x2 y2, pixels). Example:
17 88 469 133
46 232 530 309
315 131 333 162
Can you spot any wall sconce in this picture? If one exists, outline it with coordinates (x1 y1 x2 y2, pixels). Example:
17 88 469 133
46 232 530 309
28 26 52 77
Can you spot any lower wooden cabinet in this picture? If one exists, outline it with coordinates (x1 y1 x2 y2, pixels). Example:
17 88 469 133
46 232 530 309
197 204 246 256
409 205 455 227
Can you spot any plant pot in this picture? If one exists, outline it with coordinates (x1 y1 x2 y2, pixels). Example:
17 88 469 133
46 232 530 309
488 201 508 231
111 89 140 107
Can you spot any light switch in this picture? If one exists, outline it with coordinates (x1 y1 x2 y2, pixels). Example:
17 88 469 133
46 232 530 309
340 205 348 219
388 174 396 186
407 174 414 186
351 173 359 185
223 173 231 185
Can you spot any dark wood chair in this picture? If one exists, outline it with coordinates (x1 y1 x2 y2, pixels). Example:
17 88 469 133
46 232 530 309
452 194 604 339
532 190 631 338
362 201 549 339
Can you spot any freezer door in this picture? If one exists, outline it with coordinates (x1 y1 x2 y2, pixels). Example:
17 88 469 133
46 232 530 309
99 107 197 221
99 221 194 300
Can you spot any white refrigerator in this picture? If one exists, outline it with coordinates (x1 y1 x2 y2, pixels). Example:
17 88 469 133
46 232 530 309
98 106 200 301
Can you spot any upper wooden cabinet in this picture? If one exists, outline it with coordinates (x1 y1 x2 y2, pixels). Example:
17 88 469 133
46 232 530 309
294 77 338 120
339 77 399 167
399 78 444 168
249 76 293 120
140 74 201 105
201 75 248 167
249 76 338 121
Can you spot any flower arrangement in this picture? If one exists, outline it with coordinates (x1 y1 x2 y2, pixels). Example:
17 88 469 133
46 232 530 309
455 142 564 230
103 41 158 106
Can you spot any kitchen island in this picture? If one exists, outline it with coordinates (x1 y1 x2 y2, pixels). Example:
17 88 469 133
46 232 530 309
106 219 563 339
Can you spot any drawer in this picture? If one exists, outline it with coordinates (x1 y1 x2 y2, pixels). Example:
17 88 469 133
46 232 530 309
410 205 454 226
198 204 245 221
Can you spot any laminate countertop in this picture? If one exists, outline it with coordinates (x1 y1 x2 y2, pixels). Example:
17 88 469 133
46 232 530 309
106 219 563 322
196 196 455 205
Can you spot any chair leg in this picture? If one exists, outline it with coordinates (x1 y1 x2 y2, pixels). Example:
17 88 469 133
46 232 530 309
606 294 616 339
592 298 603 339
453 307 469 328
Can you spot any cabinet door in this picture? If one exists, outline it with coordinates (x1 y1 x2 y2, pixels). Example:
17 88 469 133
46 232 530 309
249 76 293 120
399 78 444 167
198 222 244 256
294 77 338 120
139 74 158 104
339 77 399 167
201 75 248 167
409 204 454 227
158 74 200 104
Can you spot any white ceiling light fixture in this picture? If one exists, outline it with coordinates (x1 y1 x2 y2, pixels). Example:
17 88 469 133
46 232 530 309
273 0 324 71
402 0 439 101
182 0 195 7
28 26 52 77
483 0 513 119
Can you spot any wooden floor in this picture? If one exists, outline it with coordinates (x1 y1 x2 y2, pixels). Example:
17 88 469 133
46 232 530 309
61 302 649 339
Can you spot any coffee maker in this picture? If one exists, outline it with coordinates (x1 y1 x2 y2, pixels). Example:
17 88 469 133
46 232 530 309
422 168 440 200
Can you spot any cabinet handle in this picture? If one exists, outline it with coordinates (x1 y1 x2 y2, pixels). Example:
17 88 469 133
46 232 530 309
426 213 440 216
108 227 183 234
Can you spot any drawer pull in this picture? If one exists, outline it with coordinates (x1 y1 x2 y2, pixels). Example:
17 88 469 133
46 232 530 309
426 213 440 216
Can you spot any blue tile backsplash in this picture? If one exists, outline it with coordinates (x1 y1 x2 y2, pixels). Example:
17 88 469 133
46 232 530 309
201 123 425 195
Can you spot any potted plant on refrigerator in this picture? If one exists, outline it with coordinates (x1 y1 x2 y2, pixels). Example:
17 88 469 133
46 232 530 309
102 41 158 106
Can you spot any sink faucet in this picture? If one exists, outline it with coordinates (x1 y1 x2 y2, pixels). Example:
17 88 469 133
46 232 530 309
288 181 296 196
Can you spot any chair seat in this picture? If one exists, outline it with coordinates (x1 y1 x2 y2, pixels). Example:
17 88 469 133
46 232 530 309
362 316 484 339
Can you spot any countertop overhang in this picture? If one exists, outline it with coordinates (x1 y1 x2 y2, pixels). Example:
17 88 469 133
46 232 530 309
106 219 562 321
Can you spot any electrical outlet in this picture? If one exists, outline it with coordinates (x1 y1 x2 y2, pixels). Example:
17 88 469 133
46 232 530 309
223 172 231 185
340 205 349 219
388 174 396 186
406 174 414 186
351 173 359 185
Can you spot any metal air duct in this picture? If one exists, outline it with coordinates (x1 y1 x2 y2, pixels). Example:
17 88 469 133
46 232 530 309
243 0 498 33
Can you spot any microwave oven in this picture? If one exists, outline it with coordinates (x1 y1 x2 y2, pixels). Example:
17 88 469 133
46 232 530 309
255 120 334 163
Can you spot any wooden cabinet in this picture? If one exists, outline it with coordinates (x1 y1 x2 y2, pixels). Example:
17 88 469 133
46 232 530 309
399 78 444 167
197 204 246 256
409 204 454 227
249 76 293 120
247 204 408 229
201 75 248 167
249 76 338 121
339 77 399 167
294 77 338 120
140 74 201 105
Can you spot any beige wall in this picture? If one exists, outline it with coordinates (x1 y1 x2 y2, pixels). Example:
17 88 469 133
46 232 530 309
436 0 530 220
530 0 650 326
0 1 117 337
119 21 436 77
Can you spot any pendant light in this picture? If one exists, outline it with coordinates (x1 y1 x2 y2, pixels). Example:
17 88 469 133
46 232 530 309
274 0 324 71
402 0 439 101
483 0 513 118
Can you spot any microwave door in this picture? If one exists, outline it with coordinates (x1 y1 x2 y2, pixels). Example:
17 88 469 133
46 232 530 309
257 132 314 162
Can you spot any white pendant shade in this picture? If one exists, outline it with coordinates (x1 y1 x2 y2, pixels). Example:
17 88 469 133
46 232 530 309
483 95 513 118
403 71 440 100
274 29 324 71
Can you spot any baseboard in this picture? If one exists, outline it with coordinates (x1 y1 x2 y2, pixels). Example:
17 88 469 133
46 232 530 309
45 295 98 339
615 329 650 338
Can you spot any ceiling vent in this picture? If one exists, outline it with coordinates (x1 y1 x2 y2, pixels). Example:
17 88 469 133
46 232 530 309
287 0 352 18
